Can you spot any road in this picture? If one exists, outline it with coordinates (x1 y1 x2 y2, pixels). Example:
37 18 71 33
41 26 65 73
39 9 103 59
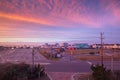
45 61 91 72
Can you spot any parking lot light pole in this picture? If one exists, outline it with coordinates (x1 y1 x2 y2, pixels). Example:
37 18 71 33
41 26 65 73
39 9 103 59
32 48 35 67
111 54 114 72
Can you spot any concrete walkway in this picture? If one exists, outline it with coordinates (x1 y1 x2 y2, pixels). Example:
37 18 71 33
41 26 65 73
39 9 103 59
47 72 75 80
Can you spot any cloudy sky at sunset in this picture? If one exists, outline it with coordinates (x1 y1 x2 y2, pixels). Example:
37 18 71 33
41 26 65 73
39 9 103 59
0 0 120 44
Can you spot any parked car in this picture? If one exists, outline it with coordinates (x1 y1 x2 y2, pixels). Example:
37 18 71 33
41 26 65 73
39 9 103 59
56 52 62 58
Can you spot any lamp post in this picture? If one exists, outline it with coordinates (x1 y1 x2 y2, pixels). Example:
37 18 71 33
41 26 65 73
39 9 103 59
111 54 114 72
69 47 74 61
32 48 35 67
106 53 114 72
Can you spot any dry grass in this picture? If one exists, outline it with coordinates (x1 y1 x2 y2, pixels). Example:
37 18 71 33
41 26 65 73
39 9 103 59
66 49 120 54
66 49 100 54
75 55 120 61
66 49 120 61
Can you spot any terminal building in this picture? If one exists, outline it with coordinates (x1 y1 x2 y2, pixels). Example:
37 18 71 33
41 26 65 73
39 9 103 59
68 43 90 49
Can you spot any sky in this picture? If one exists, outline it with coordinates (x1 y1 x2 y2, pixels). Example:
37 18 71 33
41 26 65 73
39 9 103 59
0 0 120 44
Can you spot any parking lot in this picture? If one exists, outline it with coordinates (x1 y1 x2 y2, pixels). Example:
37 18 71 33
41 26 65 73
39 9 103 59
0 48 49 65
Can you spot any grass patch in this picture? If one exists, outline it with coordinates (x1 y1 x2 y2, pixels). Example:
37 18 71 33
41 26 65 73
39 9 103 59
75 54 120 61
66 49 100 54
39 51 61 60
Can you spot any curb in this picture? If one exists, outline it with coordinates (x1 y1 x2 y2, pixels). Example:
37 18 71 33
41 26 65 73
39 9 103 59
71 72 79 80
71 72 90 80
46 72 75 80
46 72 53 80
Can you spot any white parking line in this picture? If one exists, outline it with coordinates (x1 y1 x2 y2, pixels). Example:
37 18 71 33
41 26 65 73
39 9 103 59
86 61 92 65
34 62 51 65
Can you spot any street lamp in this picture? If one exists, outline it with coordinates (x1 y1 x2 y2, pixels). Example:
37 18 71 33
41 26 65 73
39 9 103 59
32 48 35 67
111 54 114 72
106 53 114 72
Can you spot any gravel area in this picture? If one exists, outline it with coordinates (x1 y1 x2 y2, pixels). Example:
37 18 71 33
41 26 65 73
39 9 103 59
73 73 92 80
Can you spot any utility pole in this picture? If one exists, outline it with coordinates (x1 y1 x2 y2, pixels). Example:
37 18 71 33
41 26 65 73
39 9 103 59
100 32 104 66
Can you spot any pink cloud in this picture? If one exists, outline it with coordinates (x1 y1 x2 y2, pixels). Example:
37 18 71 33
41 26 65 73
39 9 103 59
99 0 120 26
0 0 101 28
1 0 120 29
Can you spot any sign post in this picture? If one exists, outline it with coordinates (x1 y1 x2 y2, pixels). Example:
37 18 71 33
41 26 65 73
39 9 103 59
32 48 35 67
69 47 74 61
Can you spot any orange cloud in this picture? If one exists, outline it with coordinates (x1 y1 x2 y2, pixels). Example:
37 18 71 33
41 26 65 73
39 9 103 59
0 13 55 26
0 0 105 28
0 25 48 38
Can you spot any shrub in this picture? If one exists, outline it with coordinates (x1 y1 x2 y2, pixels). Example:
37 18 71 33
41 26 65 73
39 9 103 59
114 70 120 80
91 64 115 80
0 63 46 80
26 64 46 79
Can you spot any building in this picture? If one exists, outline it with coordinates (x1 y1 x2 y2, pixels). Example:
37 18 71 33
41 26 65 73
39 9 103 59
72 43 90 49
92 44 120 49
0 46 4 51
60 43 69 48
